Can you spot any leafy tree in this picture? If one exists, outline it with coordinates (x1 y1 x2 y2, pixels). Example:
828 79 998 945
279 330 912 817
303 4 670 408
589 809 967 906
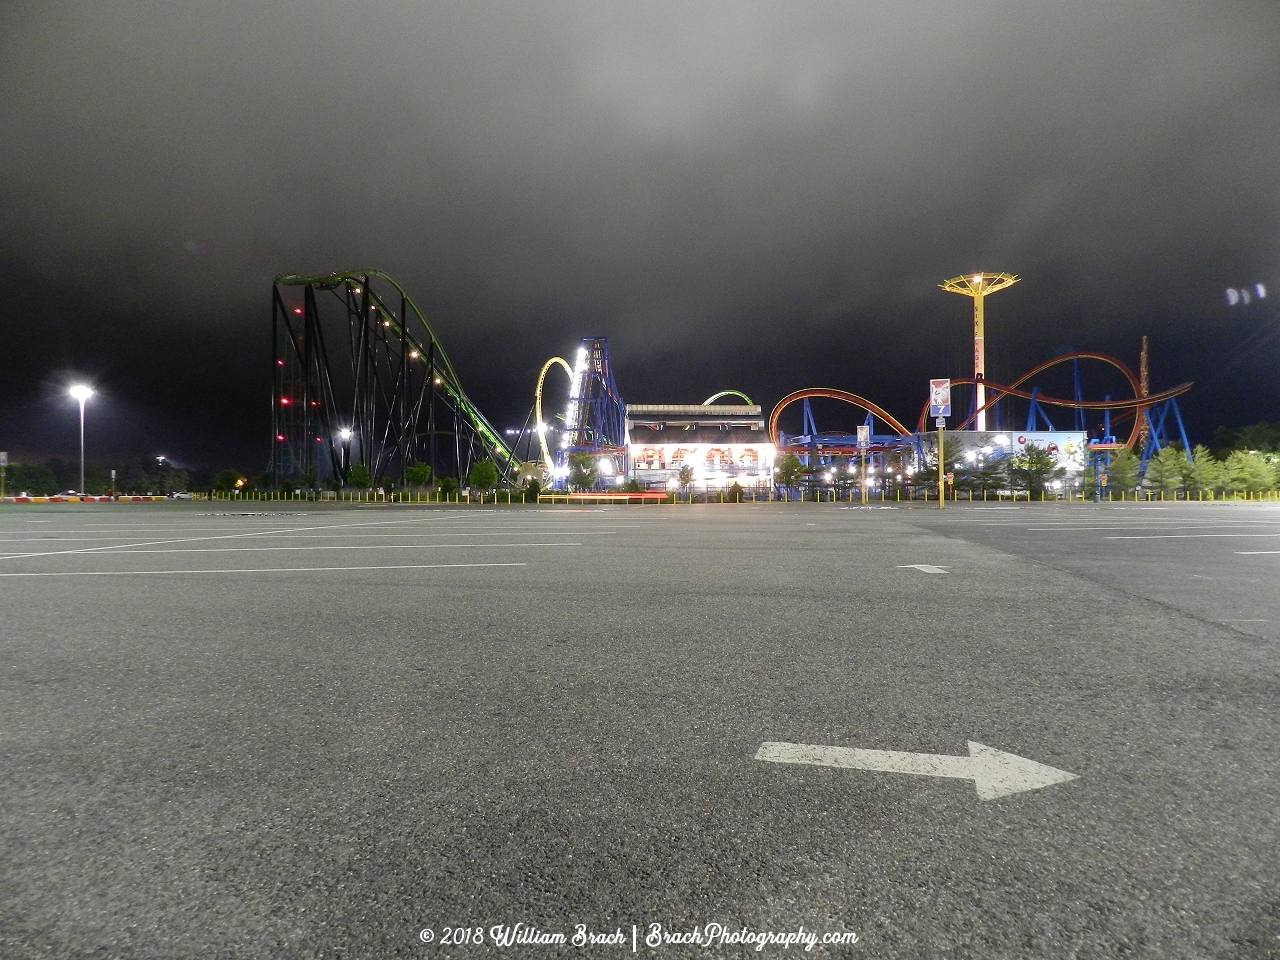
301 466 318 491
346 461 373 489
45 458 81 491
468 458 500 492
728 481 744 503
1225 450 1277 493
1008 444 1065 499
1209 425 1241 459
1144 446 1191 494
1188 446 1226 494
1236 422 1280 453
119 463 151 494
7 463 58 495
774 454 802 492
567 452 598 492
677 464 696 494
621 478 643 493
970 458 1009 495
212 469 245 492
523 478 542 502
1104 448 1140 494
404 461 432 488
439 476 459 496
1210 420 1280 458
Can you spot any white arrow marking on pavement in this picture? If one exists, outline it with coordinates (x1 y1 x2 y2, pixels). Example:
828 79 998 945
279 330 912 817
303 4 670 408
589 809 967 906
755 741 1078 800
897 564 949 574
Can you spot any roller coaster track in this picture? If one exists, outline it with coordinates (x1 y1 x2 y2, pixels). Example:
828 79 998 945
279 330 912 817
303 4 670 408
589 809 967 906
703 390 753 405
769 389 913 445
272 269 514 483
911 350 1192 448
534 356 573 466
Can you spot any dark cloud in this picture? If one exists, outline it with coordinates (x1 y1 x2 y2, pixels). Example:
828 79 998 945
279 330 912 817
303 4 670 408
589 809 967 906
2 1 1278 466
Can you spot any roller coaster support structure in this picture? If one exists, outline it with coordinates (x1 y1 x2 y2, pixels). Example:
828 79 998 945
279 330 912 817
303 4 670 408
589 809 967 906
556 338 626 488
270 270 515 488
1139 397 1193 469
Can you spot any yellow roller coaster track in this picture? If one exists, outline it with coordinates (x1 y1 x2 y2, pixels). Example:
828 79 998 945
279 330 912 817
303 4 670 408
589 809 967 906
535 357 574 468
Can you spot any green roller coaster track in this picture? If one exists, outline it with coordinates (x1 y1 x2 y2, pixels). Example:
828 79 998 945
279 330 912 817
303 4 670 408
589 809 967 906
273 269 515 482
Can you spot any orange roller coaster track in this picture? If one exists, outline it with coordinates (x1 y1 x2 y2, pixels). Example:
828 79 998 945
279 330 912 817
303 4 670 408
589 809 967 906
912 351 1192 449
770 389 914 446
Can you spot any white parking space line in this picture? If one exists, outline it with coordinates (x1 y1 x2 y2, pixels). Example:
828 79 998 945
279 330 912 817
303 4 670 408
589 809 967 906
1026 524 1280 532
1236 550 1280 555
0 515 549 562
897 564 949 574
1106 533 1280 540
0 562 528 578
0 531 616 543
94 542 581 555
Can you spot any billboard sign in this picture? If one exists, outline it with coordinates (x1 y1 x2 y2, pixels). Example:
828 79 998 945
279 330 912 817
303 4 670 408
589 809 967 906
929 379 951 418
941 431 1087 472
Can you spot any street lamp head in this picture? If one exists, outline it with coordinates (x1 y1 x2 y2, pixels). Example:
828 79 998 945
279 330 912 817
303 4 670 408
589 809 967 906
69 384 94 402
338 428 352 440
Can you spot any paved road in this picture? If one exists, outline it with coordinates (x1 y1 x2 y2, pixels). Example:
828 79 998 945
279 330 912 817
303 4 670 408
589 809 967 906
908 500 1280 643
1 502 1276 958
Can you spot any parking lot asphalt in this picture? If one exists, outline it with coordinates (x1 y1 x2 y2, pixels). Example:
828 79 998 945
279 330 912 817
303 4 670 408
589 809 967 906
908 500 1280 643
1 502 1277 958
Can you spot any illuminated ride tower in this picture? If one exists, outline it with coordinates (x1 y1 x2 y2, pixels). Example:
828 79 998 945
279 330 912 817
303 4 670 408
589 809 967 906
556 338 627 489
939 272 1020 431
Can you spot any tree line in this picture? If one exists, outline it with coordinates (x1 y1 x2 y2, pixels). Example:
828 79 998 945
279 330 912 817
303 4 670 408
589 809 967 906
6 421 1278 498
2 458 192 496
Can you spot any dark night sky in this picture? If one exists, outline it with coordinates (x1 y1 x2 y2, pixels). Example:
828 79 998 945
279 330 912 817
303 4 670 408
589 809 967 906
2 1 1278 470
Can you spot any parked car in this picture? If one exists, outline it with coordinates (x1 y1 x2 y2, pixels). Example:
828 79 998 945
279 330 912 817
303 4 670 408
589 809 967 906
167 491 192 499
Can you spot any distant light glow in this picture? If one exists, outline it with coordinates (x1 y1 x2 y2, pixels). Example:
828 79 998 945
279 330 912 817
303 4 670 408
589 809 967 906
69 384 93 402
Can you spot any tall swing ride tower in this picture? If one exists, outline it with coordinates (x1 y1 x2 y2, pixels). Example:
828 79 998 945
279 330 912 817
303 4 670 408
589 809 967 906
939 272 1020 431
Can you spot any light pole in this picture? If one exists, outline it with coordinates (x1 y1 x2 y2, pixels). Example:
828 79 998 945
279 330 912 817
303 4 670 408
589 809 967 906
939 272 1020 431
68 384 94 494
338 428 352 482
